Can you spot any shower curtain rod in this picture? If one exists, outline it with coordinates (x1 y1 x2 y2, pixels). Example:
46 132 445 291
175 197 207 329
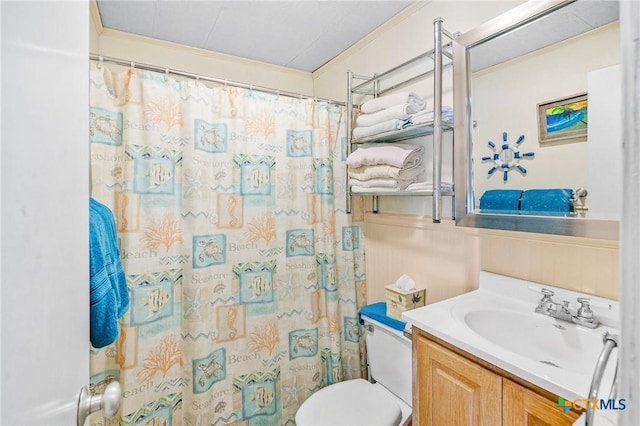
89 53 345 106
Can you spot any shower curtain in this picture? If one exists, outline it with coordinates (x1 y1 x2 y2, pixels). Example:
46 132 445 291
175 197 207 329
89 62 367 425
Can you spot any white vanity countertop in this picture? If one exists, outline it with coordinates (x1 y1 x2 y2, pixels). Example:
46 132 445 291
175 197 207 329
402 271 619 402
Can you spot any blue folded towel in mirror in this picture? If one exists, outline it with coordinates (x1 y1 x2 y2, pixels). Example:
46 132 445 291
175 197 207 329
520 188 574 213
479 189 523 212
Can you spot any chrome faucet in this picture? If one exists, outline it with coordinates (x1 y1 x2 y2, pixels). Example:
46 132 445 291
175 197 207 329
535 289 599 328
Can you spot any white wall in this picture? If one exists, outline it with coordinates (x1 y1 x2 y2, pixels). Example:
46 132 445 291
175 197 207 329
472 23 620 208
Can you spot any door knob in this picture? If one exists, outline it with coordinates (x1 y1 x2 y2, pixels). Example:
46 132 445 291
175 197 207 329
77 381 121 426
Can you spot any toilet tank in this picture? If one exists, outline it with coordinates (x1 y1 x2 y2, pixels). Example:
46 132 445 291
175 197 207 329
361 314 412 406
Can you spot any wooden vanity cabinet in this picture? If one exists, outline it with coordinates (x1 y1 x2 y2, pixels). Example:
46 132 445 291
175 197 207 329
503 379 579 426
413 328 581 426
414 331 502 425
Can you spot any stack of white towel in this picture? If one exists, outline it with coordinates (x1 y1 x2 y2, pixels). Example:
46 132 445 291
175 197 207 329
347 143 425 192
353 91 455 139
353 91 426 139
346 142 455 194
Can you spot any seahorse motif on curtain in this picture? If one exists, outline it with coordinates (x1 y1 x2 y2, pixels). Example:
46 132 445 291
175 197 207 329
88 62 368 426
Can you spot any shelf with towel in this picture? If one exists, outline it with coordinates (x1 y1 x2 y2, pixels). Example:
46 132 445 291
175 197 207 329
350 189 455 197
351 120 453 145
346 18 457 222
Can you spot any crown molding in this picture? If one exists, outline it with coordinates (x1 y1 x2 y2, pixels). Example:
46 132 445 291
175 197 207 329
98 28 312 79
89 0 103 34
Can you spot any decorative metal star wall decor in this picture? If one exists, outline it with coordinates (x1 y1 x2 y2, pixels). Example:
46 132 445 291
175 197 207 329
482 131 535 181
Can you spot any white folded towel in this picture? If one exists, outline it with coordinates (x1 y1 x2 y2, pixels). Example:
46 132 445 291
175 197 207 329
349 177 418 190
410 106 454 125
347 143 424 169
348 164 425 181
351 185 401 193
349 177 400 188
361 91 426 114
356 103 422 127
405 181 454 192
352 118 411 140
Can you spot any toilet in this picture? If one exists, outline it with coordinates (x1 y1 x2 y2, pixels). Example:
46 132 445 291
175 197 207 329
295 302 412 426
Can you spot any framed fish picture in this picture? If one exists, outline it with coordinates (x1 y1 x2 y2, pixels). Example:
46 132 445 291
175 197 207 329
537 92 588 143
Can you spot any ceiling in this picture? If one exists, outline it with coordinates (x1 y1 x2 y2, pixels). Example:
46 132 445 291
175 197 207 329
95 0 414 72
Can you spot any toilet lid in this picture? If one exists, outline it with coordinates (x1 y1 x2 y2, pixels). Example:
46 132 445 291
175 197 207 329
295 379 402 426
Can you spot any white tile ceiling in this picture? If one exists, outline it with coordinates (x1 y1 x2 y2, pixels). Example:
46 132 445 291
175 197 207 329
96 0 414 72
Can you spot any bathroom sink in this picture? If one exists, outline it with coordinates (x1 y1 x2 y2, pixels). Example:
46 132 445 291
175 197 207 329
461 308 606 374
402 271 620 401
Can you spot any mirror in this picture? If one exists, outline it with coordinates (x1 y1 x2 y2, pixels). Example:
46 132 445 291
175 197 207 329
453 0 620 239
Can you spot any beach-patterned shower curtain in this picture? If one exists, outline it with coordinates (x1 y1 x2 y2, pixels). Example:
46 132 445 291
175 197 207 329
88 62 367 426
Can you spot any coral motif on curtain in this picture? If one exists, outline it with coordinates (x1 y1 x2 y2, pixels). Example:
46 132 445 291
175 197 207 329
88 62 367 425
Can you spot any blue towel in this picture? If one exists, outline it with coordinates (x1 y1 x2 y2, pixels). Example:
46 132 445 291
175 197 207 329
479 189 523 212
358 302 407 332
520 188 574 214
90 199 129 316
90 198 129 348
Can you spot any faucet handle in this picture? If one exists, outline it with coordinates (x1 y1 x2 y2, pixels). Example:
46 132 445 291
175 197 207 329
576 297 594 319
573 297 600 328
535 288 556 314
539 289 555 303
574 297 599 328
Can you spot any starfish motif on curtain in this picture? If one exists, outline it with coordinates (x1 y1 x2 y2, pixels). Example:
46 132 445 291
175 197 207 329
282 375 302 408
342 354 361 379
277 173 296 199
278 273 295 300
184 168 205 198
184 287 205 320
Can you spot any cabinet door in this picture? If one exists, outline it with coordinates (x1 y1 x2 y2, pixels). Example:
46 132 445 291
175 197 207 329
503 379 580 426
415 334 502 426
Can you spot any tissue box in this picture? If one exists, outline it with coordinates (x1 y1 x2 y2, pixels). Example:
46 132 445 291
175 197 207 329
385 285 426 320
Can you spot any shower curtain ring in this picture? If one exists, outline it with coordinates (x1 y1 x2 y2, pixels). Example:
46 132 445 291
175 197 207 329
164 68 169 82
276 89 280 100
223 80 228 91
249 84 253 96
98 55 103 69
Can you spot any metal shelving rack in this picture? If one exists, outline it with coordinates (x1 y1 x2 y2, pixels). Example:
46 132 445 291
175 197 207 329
346 18 456 223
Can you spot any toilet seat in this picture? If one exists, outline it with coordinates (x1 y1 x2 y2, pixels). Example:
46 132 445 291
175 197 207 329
295 378 402 426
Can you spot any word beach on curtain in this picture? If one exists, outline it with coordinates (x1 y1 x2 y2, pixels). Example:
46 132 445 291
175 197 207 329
89 62 367 426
